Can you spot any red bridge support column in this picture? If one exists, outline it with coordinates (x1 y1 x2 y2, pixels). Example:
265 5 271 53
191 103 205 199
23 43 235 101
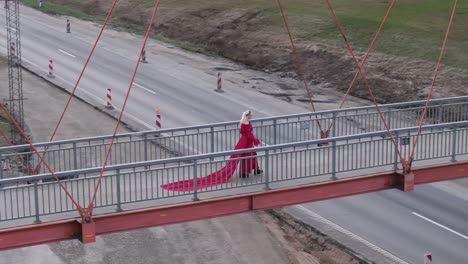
395 171 414 192
81 220 96 243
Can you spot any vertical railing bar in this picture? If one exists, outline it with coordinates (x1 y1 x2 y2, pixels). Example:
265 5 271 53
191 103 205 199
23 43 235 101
210 127 214 160
33 180 41 223
116 169 122 212
451 127 457 162
332 140 337 179
0 154 3 179
394 132 399 171
264 150 270 190
192 159 199 201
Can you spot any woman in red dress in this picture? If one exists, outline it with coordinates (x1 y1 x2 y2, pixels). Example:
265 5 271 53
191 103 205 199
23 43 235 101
160 110 263 191
237 110 263 178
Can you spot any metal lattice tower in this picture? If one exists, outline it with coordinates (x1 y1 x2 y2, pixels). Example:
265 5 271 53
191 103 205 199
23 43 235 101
5 0 24 145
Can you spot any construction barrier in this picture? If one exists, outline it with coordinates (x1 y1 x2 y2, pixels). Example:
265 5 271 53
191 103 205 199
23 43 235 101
66 19 71 33
105 88 113 109
47 59 55 78
155 107 161 129
141 49 148 63
214 72 224 93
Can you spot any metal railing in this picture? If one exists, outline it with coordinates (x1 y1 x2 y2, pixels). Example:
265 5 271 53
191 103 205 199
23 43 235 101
1 96 468 178
1 120 467 223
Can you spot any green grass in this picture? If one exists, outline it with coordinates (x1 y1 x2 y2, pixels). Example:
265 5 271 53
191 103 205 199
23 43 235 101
153 0 468 68
20 0 103 22
280 0 468 67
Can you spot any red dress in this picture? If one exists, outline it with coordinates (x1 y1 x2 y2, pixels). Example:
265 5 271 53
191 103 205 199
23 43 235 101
237 123 261 175
160 123 261 192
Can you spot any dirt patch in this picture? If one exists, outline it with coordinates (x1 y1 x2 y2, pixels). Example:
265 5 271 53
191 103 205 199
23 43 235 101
258 209 366 264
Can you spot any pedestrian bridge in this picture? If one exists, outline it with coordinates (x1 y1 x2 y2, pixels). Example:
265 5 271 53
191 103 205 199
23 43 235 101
1 96 468 249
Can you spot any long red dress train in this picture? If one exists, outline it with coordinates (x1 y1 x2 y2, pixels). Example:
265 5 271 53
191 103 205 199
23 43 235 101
160 123 260 192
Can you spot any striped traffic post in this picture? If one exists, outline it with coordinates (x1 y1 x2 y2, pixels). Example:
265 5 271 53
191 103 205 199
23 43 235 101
47 59 55 78
66 19 71 33
105 88 114 109
141 49 148 63
155 107 161 129
214 72 224 93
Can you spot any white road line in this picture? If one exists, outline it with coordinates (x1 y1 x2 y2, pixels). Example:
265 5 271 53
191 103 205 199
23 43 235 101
296 205 410 264
133 82 156 94
58 49 76 58
412 212 468 240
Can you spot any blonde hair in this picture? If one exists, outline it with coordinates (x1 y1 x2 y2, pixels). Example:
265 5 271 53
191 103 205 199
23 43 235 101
239 110 252 127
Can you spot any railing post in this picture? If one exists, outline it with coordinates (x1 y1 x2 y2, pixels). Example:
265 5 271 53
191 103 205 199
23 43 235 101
438 105 443 124
192 160 199 201
273 119 277 145
387 108 392 130
116 169 123 212
264 150 270 190
0 154 3 179
394 132 399 171
331 114 337 137
210 127 215 161
332 140 337 180
143 134 150 170
144 134 149 162
73 142 78 170
33 180 42 224
451 127 457 162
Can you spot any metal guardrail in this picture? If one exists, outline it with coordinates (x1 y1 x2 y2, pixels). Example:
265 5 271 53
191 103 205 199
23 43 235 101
1 121 467 223
1 96 468 178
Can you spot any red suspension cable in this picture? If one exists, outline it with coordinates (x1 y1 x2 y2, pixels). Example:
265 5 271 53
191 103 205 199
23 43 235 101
276 0 324 133
324 0 408 169
86 0 162 215
326 0 397 133
408 0 458 167
32 0 120 173
0 103 84 215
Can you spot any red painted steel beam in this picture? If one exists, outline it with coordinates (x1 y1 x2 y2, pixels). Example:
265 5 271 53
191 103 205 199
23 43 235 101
414 160 468 184
1 161 467 250
0 219 80 250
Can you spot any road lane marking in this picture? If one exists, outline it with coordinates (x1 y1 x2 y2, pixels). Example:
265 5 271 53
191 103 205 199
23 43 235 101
133 82 156 94
412 212 468 240
58 49 76 58
296 205 409 264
